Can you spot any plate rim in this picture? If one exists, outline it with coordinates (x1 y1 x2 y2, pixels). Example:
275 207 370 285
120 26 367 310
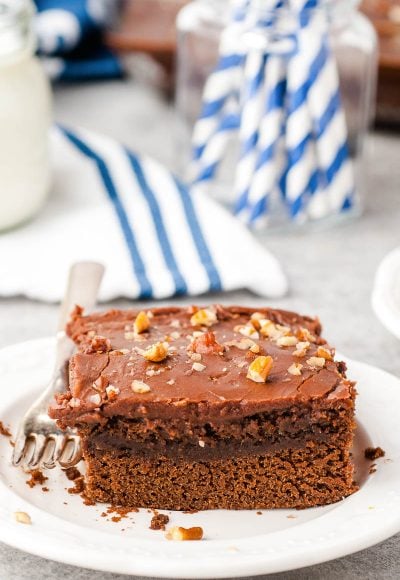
0 337 399 578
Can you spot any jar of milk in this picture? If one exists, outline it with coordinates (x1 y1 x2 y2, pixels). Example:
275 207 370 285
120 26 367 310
0 0 52 231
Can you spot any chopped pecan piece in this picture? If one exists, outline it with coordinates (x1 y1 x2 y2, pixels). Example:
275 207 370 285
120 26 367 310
190 331 224 355
165 526 204 541
247 355 273 383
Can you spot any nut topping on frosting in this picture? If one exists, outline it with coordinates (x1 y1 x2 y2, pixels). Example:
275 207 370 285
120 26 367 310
190 308 217 327
249 311 264 330
86 335 111 353
192 362 206 372
259 320 290 341
288 363 303 376
306 356 326 369
293 341 310 357
317 346 333 360
89 393 101 405
237 325 259 339
276 335 298 347
297 327 317 343
226 338 256 351
190 331 224 355
93 375 108 391
165 526 204 541
106 385 120 400
131 380 151 393
258 319 275 337
143 342 169 362
134 311 150 334
247 355 273 383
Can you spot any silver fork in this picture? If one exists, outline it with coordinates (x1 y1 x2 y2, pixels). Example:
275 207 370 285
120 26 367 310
12 261 105 471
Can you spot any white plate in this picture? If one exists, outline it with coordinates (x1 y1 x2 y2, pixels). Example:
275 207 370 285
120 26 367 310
372 247 400 340
0 338 399 578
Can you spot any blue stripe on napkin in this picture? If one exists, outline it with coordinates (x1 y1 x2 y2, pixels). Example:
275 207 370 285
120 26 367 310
61 127 222 297
173 178 222 292
126 151 188 296
62 127 153 298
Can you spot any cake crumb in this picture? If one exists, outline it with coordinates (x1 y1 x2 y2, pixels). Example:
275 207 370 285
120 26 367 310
105 505 138 522
150 512 170 530
82 495 96 506
63 466 81 481
26 469 48 488
286 515 297 519
67 477 85 495
0 421 11 437
256 511 262 515
42 486 49 492
365 447 385 460
369 465 377 474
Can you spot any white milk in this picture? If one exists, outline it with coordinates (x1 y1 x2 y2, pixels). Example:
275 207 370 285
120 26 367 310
0 0 52 231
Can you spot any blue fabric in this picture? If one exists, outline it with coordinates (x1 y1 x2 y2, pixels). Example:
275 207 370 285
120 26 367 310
126 151 189 296
62 126 222 297
62 127 153 298
34 0 123 81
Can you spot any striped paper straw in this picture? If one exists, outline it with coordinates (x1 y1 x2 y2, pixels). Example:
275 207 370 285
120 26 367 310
191 0 355 226
191 96 240 185
305 19 355 217
190 1 253 183
236 43 288 224
232 49 268 210
282 0 354 220
234 0 286 221
277 0 322 219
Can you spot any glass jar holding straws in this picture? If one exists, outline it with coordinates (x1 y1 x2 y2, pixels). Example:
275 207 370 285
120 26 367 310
176 0 378 229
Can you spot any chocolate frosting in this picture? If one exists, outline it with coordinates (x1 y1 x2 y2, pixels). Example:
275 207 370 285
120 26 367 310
49 305 354 426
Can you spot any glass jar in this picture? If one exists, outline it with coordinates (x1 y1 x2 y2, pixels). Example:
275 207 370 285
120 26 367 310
176 0 378 229
0 0 52 231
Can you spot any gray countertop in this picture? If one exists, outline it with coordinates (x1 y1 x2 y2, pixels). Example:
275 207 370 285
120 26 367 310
0 78 399 579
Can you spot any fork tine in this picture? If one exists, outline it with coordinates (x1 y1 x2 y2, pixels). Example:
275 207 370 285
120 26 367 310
59 435 82 468
20 437 36 470
67 436 82 466
28 434 48 469
42 434 68 470
12 435 28 467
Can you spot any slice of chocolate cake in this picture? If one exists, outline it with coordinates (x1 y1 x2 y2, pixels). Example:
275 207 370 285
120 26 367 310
49 305 357 510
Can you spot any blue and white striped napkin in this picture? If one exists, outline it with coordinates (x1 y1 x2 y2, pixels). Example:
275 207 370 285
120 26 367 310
34 0 122 81
0 126 288 302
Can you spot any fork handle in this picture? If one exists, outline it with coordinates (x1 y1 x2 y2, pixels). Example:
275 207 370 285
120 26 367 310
58 261 105 331
52 262 105 380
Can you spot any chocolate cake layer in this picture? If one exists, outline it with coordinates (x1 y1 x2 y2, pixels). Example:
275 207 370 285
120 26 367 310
80 398 354 460
83 442 357 510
